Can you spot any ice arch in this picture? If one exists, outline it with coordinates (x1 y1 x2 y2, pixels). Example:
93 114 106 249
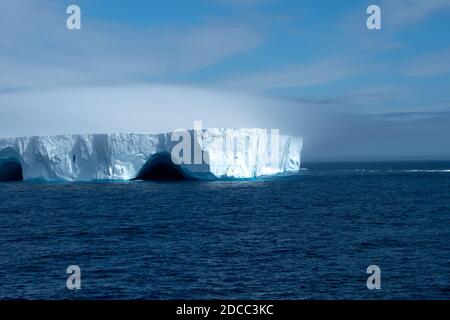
0 147 23 181
134 152 188 181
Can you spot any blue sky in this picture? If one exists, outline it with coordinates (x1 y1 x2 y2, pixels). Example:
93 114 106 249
69 0 450 114
0 0 450 159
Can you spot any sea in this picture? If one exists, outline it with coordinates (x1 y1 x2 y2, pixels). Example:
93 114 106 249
0 161 449 299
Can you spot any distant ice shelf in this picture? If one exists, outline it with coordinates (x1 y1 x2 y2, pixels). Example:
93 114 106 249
0 129 302 181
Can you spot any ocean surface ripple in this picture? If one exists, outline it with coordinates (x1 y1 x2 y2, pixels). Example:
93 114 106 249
1 161 450 299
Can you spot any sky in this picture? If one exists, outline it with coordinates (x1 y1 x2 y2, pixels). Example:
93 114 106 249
0 0 449 160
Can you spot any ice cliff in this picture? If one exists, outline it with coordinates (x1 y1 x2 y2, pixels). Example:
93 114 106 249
0 129 302 181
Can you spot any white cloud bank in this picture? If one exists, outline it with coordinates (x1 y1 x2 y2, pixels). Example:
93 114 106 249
0 85 280 138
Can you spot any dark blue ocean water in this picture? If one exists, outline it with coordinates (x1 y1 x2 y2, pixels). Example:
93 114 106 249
1 161 450 299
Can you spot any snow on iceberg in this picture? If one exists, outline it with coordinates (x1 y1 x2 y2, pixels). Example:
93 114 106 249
0 129 302 181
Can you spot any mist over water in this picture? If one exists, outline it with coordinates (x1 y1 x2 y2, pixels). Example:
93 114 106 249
1 86 450 161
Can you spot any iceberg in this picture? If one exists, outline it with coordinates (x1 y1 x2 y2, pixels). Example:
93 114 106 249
0 129 302 181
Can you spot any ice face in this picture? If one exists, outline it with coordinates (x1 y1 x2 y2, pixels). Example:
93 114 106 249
0 130 302 181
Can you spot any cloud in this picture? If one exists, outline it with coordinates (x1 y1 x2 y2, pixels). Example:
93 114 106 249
285 109 450 161
0 0 263 90
286 85 407 113
0 85 279 138
334 0 450 54
162 24 263 73
221 58 357 92
382 0 450 27
370 111 450 122
403 47 450 77
1 83 450 161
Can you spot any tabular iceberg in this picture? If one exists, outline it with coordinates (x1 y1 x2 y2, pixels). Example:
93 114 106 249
0 129 302 181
